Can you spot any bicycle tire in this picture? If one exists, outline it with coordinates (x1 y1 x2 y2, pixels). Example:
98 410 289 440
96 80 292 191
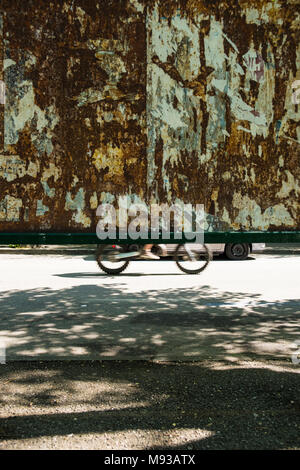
174 243 212 274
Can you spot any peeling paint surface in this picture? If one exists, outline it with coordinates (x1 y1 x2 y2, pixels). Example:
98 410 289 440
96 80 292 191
0 0 299 232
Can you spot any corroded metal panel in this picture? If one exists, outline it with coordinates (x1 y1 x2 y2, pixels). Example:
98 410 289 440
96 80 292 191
0 0 147 231
0 0 299 232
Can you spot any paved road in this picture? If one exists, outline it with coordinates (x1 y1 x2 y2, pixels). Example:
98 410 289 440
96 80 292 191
0 249 299 362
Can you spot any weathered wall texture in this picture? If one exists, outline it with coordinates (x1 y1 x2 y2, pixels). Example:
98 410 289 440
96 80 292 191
0 0 299 232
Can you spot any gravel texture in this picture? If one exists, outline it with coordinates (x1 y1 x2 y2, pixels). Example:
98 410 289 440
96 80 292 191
0 360 299 450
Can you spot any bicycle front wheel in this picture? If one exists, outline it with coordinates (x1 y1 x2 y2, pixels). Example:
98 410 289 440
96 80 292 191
174 243 212 274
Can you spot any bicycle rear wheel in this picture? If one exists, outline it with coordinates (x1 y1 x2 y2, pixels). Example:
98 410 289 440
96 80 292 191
174 243 212 274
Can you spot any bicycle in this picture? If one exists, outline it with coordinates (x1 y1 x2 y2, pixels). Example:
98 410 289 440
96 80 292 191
95 243 212 275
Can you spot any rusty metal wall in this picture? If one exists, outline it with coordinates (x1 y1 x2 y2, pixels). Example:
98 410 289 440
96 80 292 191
0 0 299 233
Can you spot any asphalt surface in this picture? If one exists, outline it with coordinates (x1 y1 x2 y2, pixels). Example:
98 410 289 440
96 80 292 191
0 360 299 450
0 245 299 450
0 247 299 361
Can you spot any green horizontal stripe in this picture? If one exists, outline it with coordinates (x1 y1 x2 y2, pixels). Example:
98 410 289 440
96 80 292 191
0 231 300 244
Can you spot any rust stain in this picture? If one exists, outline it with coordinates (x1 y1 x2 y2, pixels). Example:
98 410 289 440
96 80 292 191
0 0 299 232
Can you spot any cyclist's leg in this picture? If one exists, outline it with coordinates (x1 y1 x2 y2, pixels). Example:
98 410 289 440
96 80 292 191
140 244 160 260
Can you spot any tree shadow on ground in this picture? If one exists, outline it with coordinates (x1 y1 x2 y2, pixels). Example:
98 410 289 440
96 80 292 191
0 282 299 361
0 360 299 449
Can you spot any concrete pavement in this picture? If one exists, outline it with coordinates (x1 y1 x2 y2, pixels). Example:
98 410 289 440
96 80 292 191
0 249 299 362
